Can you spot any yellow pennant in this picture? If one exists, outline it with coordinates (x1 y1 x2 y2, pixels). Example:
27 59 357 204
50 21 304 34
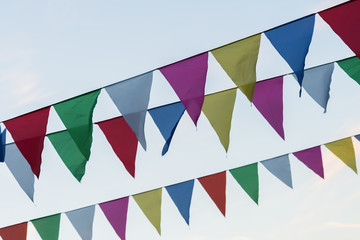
325 137 357 173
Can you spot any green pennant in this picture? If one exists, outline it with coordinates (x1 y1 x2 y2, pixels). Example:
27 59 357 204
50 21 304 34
325 137 357 173
48 131 87 181
53 90 100 160
229 163 259 204
337 57 360 85
133 188 162 235
31 214 61 240
202 89 237 152
211 34 261 102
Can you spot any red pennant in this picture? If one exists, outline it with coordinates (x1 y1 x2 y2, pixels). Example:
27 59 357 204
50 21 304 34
198 171 226 216
4 107 50 178
319 1 360 58
0 222 28 240
97 117 138 177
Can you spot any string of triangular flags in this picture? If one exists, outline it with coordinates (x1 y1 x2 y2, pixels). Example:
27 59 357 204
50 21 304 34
0 0 360 202
0 132 358 240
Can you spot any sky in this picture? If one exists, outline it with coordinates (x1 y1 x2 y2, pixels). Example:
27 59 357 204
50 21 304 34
1 0 360 239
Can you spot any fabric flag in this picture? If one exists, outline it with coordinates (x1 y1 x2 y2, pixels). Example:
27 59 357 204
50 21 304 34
165 180 194 225
5 143 35 201
261 154 293 188
229 163 259 204
53 90 100 161
319 1 360 58
133 188 162 235
337 57 360 85
148 102 185 155
3 107 50 178
97 117 138 177
325 138 357 173
202 89 237 152
211 34 261 102
31 214 61 240
355 134 360 142
293 146 324 178
301 63 334 112
105 72 153 150
0 222 27 240
99 197 129 240
159 53 208 126
198 171 226 216
66 205 95 240
0 128 6 162
48 131 88 181
253 76 284 139
265 15 315 91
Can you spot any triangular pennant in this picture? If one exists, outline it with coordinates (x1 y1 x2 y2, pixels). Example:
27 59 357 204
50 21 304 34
0 129 6 163
355 134 360 142
198 171 226 216
229 163 259 204
202 89 237 152
66 205 95 240
211 34 261 102
165 180 194 225
53 90 100 160
293 146 324 178
148 102 185 155
253 76 284 139
5 143 35 201
3 107 50 178
32 214 61 240
337 57 360 85
48 131 88 182
97 117 138 177
265 15 315 90
301 63 334 112
99 197 129 240
133 188 162 235
159 53 208 126
319 1 360 58
261 154 293 188
325 138 357 173
105 72 153 150
0 222 27 240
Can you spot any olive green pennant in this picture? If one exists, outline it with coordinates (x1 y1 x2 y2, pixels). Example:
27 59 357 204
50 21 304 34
325 137 357 173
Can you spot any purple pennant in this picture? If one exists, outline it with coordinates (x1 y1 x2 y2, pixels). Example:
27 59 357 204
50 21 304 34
159 53 208 126
293 146 324 178
253 76 284 139
99 197 129 240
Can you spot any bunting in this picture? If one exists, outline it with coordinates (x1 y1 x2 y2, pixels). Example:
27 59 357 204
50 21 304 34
53 90 100 161
198 171 226 216
319 0 360 58
265 15 315 92
202 89 237 152
0 128 6 163
337 57 360 85
0 222 27 240
133 188 162 235
355 134 360 142
3 107 50 178
301 63 334 112
5 143 35 201
97 117 138 177
165 180 194 225
253 76 284 139
261 154 292 188
211 34 261 102
66 205 95 240
99 197 129 240
229 163 259 204
159 53 208 126
293 146 324 178
325 138 357 173
31 214 61 240
148 102 186 155
105 72 153 150
48 131 88 182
